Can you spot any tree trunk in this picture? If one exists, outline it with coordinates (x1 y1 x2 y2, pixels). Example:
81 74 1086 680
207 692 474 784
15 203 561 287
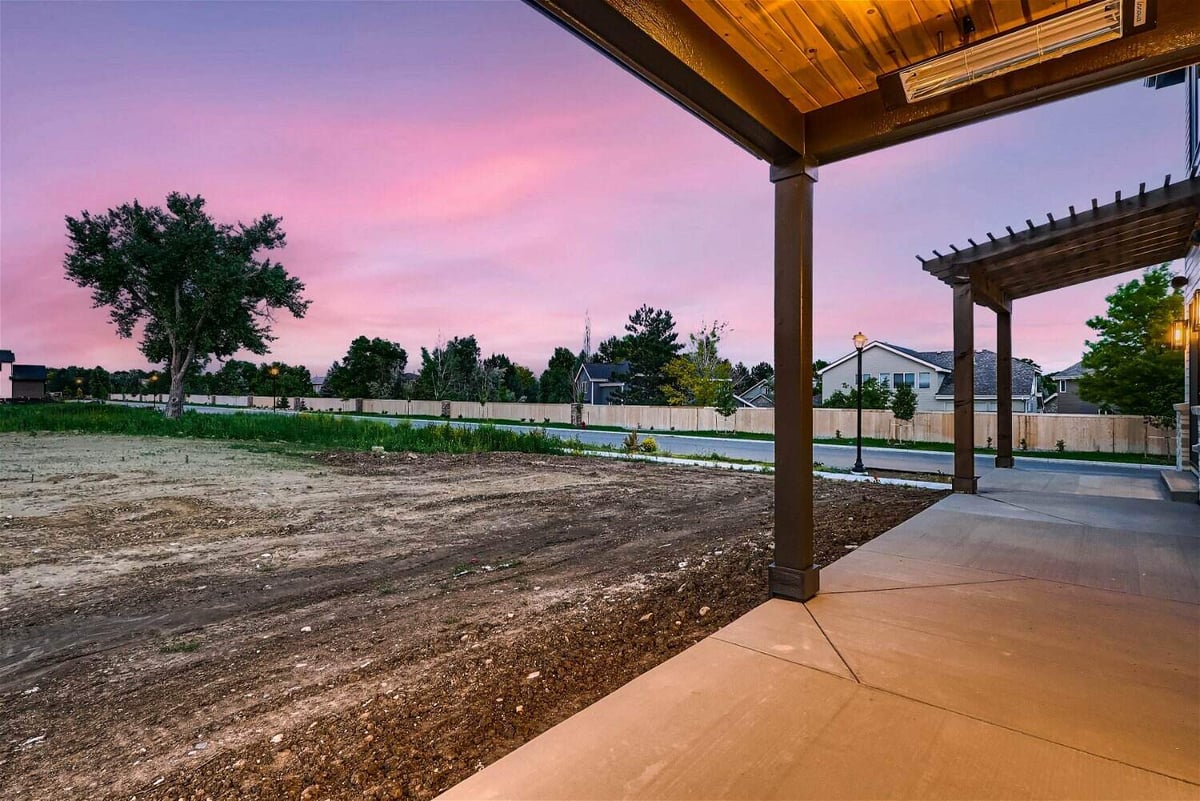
164 341 197 420
166 369 185 419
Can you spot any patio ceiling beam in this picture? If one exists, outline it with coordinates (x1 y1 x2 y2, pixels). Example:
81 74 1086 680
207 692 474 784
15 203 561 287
525 0 807 164
805 0 1200 164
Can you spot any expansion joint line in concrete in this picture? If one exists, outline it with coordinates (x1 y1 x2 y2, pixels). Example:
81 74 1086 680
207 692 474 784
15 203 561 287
802 603 860 684
820 577 1025 595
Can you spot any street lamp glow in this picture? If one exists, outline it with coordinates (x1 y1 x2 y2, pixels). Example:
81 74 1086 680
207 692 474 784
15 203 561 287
852 332 867 351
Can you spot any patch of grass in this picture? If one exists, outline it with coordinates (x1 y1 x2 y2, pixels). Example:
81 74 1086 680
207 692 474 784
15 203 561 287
160 640 201 654
0 404 564 456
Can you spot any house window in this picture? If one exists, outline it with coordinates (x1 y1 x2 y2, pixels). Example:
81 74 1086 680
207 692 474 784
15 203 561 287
1059 380 1066 393
877 373 889 387
918 372 931 389
892 372 915 387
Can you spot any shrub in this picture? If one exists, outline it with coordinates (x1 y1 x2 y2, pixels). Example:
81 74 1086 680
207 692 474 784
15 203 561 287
1055 439 1066 453
623 430 639 453
890 383 917 422
638 436 658 454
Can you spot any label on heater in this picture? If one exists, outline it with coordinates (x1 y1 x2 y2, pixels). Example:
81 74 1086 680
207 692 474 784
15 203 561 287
1133 0 1147 27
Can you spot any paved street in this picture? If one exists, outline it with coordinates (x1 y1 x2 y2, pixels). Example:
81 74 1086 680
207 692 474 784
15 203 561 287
113 401 1161 480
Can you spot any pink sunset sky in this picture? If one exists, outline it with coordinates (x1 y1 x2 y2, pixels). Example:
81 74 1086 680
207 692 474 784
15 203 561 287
0 1 1190 378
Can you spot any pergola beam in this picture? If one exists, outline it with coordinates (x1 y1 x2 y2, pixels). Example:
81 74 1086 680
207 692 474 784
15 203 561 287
968 267 1012 314
922 177 1200 278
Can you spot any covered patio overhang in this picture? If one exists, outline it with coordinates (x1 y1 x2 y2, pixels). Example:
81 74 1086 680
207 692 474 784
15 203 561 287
919 174 1200 492
527 0 1200 601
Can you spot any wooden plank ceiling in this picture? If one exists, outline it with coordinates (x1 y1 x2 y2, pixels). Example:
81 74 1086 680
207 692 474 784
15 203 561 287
682 0 1090 113
919 175 1200 300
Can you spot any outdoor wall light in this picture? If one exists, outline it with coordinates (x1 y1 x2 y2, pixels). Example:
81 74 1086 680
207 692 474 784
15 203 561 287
1169 318 1186 350
879 0 1145 107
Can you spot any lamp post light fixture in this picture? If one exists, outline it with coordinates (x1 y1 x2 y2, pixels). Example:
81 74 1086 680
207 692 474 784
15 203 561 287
269 366 281 411
851 331 868 475
149 373 159 404
74 376 83 398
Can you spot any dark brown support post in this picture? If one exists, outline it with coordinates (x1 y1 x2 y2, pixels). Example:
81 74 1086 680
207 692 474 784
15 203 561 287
768 157 819 601
953 279 978 493
995 307 1014 468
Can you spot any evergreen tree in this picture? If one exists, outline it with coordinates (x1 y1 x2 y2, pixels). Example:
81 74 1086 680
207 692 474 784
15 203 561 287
1079 265 1183 424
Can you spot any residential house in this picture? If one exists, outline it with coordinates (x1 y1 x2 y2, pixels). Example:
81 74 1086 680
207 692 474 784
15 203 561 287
574 361 630 405
10 364 47 400
818 341 1042 413
735 378 773 408
1044 361 1102 414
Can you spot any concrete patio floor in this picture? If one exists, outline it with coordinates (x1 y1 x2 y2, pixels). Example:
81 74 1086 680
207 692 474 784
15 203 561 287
440 468 1200 800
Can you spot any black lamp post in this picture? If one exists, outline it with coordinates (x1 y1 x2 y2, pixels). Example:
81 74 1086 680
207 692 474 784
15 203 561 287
851 331 868 474
269 365 280 411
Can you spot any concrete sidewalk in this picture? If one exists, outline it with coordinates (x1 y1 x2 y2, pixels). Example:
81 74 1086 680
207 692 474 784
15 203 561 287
439 471 1200 800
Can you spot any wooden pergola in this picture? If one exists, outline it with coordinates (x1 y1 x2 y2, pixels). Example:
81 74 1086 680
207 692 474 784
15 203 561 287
920 174 1200 492
527 0 1200 601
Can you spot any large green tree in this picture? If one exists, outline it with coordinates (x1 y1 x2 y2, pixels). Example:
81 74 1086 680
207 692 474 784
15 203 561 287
414 335 482 400
599 305 682 405
1079 265 1183 423
822 376 892 410
45 365 111 399
539 347 580 403
324 336 407 399
662 321 733 406
64 193 309 418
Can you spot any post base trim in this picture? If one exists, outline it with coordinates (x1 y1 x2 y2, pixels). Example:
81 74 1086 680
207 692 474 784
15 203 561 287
995 455 1015 468
953 475 979 493
769 563 820 601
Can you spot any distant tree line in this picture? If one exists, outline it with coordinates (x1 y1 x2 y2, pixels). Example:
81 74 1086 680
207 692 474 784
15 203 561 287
71 303 777 409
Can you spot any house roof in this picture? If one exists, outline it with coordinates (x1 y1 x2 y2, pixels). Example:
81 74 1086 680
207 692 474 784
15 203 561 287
579 361 630 382
11 364 47 381
933 351 1040 398
818 341 950 375
1050 361 1089 380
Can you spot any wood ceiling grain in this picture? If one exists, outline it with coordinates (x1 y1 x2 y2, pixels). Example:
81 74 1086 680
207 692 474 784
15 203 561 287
683 0 1088 112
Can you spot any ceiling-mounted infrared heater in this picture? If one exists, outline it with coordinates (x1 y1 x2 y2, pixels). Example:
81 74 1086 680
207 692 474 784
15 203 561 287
879 0 1156 108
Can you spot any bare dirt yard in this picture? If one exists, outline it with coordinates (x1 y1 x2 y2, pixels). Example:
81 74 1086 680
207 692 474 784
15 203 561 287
0 433 945 800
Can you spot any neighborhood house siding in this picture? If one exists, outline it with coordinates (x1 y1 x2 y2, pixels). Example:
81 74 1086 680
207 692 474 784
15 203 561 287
820 347 944 412
820 342 1041 413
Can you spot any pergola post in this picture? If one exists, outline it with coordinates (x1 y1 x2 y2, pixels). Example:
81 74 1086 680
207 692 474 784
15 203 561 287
996 307 1014 468
953 279 978 493
768 157 819 601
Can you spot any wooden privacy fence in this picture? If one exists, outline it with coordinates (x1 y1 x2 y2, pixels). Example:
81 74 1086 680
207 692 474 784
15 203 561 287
109 395 1172 455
